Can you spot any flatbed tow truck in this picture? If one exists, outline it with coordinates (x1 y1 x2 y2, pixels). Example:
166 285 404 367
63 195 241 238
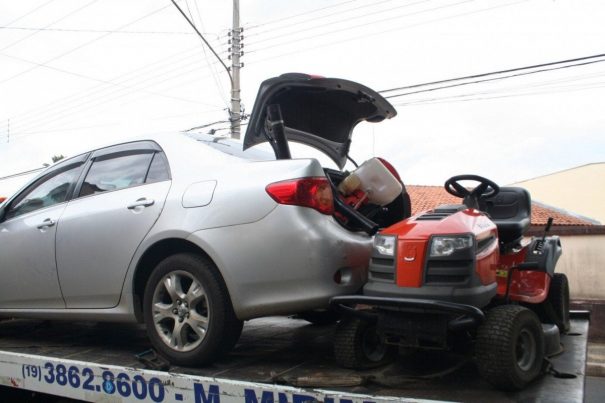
0 311 589 403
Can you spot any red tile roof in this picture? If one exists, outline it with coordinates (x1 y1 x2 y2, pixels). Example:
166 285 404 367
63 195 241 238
407 185 594 227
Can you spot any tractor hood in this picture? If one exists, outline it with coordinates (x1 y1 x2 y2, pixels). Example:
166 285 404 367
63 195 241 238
243 73 397 169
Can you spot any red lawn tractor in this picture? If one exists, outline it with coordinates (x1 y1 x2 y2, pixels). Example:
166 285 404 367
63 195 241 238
331 175 570 390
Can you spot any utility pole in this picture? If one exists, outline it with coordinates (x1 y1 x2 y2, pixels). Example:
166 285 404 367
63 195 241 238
229 0 243 139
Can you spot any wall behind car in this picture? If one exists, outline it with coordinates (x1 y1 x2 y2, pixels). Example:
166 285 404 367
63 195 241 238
556 234 605 300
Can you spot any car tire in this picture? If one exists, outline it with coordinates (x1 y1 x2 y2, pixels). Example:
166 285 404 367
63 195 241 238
143 253 242 366
297 309 341 326
475 305 545 390
334 317 395 369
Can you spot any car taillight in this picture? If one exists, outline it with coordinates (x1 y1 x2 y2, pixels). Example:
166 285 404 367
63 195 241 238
377 157 402 181
266 177 334 215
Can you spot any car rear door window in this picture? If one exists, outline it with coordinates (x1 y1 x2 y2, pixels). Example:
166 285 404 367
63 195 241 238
80 153 153 197
5 164 82 220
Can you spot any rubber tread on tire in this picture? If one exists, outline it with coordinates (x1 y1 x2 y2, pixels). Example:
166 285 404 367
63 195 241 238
143 253 243 366
545 273 571 333
475 305 545 390
334 317 395 369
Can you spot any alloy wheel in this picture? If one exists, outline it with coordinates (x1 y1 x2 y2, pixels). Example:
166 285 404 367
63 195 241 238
151 270 209 352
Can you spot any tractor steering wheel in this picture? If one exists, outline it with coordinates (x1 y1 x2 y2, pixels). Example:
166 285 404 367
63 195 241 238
444 175 500 209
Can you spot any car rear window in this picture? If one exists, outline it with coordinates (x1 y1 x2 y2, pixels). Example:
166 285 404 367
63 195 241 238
189 133 275 161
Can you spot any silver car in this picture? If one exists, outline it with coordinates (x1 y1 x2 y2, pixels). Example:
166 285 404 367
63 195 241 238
0 74 404 366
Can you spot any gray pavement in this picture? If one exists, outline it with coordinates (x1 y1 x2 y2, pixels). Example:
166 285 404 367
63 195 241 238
586 376 605 403
587 342 605 377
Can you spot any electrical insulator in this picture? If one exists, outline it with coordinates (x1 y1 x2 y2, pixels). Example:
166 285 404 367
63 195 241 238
240 51 244 56
228 47 231 52
240 43 244 48
240 35 244 41
228 55 232 60
228 39 231 44
241 62 245 67
228 31 232 37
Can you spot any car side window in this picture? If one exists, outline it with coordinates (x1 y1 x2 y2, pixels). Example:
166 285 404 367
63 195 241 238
5 165 82 220
145 152 170 183
79 153 154 197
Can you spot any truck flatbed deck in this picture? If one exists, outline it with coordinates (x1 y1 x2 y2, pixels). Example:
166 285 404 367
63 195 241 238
0 312 589 402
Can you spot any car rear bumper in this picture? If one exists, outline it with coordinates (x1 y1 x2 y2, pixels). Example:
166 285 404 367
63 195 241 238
187 204 372 320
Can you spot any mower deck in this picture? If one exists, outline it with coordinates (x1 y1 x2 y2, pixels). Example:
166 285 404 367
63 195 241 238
0 312 588 402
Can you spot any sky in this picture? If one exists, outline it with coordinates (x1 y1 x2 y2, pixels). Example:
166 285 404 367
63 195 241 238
1 0 604 196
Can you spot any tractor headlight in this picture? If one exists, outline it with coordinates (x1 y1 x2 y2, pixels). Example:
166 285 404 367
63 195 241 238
430 235 474 257
374 235 396 256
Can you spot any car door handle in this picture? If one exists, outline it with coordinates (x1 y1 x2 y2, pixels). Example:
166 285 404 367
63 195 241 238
37 218 56 229
127 198 155 209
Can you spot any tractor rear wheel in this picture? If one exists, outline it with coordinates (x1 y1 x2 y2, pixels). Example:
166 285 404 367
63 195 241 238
533 273 571 333
544 273 571 333
334 317 395 369
475 305 545 390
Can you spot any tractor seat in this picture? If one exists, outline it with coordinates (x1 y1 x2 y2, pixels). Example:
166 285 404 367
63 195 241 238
483 187 531 245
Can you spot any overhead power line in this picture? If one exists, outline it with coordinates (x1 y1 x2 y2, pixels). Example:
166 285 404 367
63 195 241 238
183 119 231 132
0 55 220 135
0 26 203 35
169 0 232 85
247 0 399 38
4 61 225 139
191 0 230 106
0 51 209 106
394 79 605 107
244 0 525 67
379 52 605 94
0 0 100 53
2 0 57 27
383 55 605 99
0 40 226 131
0 50 226 137
247 0 455 54
0 2 172 86
3 109 225 142
246 0 361 29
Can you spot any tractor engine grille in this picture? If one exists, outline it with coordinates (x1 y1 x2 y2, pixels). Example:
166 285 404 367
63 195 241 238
369 256 396 283
424 260 473 284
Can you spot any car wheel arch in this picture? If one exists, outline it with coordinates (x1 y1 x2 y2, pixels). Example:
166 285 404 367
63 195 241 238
131 238 231 323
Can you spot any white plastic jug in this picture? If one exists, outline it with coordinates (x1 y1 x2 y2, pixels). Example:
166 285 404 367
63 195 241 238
340 158 402 206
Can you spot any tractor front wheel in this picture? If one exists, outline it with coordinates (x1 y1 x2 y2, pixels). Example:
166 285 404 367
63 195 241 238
475 305 545 390
334 317 395 369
